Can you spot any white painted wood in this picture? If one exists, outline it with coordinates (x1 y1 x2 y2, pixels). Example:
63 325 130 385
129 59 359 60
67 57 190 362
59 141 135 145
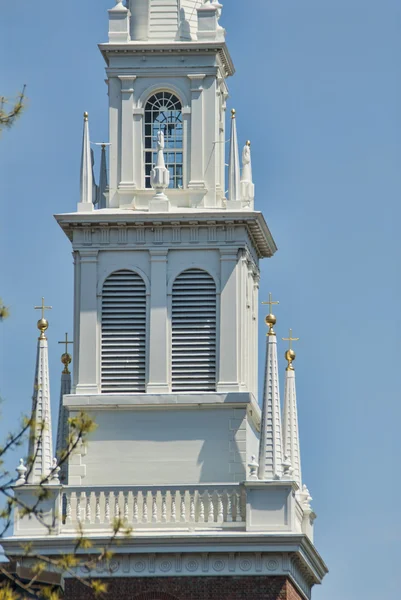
171 268 216 392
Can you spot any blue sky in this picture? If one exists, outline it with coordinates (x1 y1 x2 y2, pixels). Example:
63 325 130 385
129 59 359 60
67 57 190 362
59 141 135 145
1 1 400 598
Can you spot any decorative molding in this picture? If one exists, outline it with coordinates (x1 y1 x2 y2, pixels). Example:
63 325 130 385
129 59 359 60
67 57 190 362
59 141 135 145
171 222 181 243
136 224 145 244
153 224 163 244
117 224 127 245
225 221 235 243
189 222 199 243
82 224 92 246
59 552 312 599
207 221 217 243
99 224 110 245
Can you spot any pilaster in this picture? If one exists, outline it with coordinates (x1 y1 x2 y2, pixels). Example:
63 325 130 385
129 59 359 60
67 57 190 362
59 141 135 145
75 249 99 394
118 75 137 206
108 76 121 208
217 249 240 392
147 249 169 393
187 74 206 198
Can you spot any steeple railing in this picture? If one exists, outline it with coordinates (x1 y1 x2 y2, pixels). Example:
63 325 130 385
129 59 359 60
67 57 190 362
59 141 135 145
61 485 246 532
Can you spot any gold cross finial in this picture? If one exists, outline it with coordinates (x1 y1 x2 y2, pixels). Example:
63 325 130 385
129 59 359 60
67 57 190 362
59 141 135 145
282 328 299 350
58 333 73 374
58 332 73 354
34 297 52 339
262 292 279 336
282 328 299 371
262 292 279 313
34 297 52 320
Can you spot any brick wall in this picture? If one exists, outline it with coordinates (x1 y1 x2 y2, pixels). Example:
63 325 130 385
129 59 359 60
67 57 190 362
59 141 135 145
66 576 304 600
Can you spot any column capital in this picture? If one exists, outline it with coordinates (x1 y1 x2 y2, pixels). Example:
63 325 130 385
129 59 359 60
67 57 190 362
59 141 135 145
219 248 238 260
118 75 136 93
187 74 206 92
79 249 99 262
149 249 168 260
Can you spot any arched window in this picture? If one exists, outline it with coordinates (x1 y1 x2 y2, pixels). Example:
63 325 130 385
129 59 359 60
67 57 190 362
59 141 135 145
144 92 183 189
101 270 147 393
171 269 217 392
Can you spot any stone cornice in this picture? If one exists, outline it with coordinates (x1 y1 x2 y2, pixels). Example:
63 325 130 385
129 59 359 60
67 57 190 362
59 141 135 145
99 41 235 78
54 211 277 259
2 534 327 599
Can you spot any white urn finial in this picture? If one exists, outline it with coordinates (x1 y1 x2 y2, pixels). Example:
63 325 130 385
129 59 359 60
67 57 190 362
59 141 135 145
248 455 259 480
282 455 293 480
16 458 27 486
50 458 61 485
150 130 170 204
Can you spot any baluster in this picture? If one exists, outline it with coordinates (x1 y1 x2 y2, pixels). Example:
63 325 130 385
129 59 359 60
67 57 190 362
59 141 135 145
124 492 129 522
217 491 224 524
226 489 233 522
85 492 92 523
114 492 120 520
76 492 82 523
95 493 101 524
66 493 72 524
199 491 205 523
189 492 195 522
133 492 139 523
105 492 111 524
152 491 158 523
207 490 214 522
236 490 242 522
180 490 186 522
161 492 167 523
142 491 148 523
171 491 176 523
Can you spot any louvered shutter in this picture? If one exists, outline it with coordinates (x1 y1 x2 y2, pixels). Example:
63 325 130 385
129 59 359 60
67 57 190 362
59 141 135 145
101 270 147 393
172 269 217 392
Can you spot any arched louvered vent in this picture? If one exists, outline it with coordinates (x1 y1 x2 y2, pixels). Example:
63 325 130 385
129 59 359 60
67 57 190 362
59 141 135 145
101 270 147 393
172 269 217 392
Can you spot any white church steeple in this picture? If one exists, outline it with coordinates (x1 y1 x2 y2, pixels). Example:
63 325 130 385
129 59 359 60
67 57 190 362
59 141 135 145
27 299 53 484
282 329 302 489
257 294 284 480
56 333 73 483
3 3 328 596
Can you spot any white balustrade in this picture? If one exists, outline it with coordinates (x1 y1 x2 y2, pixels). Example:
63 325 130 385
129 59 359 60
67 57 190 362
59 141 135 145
60 485 245 531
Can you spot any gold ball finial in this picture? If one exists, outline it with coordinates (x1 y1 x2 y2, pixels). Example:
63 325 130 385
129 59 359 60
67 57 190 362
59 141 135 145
265 313 276 335
246 140 251 146
37 318 48 339
231 108 236 118
84 111 88 121
285 348 296 370
61 352 72 375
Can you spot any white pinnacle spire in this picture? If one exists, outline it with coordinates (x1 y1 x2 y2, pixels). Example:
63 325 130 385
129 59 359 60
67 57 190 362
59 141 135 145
258 295 283 480
227 108 241 204
78 112 94 212
28 301 53 484
97 144 108 209
282 330 302 488
56 333 73 483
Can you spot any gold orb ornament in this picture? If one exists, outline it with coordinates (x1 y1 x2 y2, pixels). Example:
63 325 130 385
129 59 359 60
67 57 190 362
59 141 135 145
265 313 276 327
285 348 296 363
37 318 48 335
61 352 72 374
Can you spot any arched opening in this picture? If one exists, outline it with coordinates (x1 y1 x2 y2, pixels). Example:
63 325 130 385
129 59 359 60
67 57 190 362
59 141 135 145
171 268 217 392
144 92 183 189
101 270 147 393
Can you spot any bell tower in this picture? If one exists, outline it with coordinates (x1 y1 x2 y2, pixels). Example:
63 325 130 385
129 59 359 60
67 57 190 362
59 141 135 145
4 2 328 599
